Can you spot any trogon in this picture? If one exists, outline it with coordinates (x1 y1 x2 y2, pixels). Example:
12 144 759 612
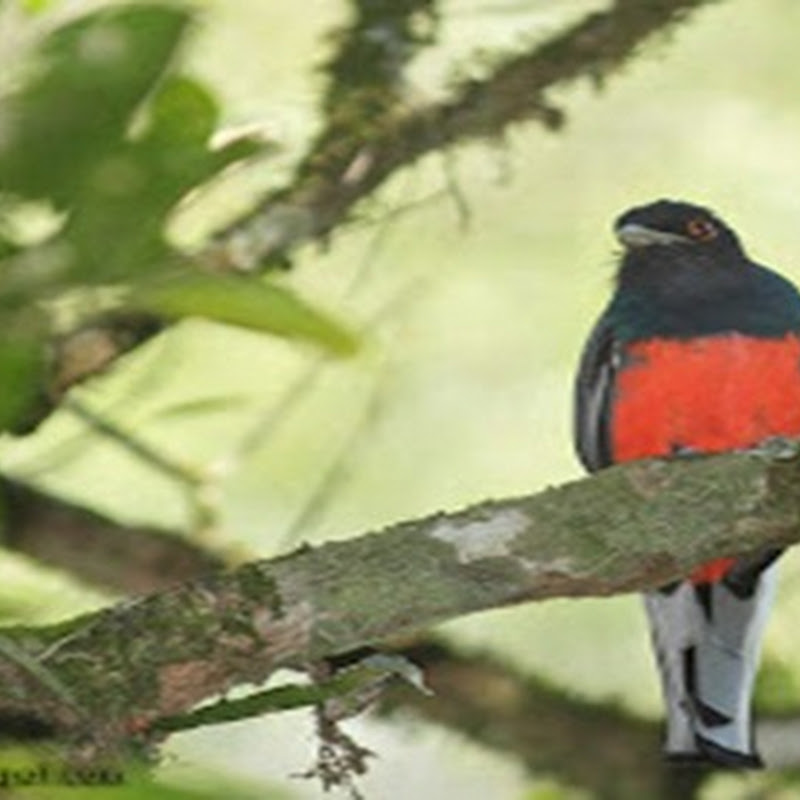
574 199 800 768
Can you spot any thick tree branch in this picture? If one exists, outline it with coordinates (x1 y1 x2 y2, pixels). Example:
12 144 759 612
1 448 800 754
207 0 722 271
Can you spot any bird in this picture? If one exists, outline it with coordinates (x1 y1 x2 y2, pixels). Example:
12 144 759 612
573 199 800 768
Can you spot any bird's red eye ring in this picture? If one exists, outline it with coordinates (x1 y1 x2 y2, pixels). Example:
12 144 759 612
686 218 718 241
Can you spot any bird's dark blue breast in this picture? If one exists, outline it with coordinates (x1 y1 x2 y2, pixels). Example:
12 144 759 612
609 260 800 342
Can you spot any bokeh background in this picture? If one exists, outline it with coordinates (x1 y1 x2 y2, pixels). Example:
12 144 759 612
3 0 800 797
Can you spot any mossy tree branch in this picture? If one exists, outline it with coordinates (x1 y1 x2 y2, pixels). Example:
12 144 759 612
207 0 722 271
2 448 800 756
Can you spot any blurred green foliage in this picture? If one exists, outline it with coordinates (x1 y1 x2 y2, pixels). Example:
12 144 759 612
135 274 359 355
0 3 356 432
755 656 800 715
0 6 191 207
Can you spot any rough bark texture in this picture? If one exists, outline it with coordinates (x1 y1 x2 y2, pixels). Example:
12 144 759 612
2 449 799 754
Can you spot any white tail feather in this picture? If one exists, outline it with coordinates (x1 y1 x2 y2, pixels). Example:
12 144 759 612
643 563 777 765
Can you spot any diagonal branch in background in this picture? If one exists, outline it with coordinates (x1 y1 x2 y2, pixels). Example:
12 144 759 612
320 0 439 121
382 641 800 798
383 640 707 800
31 0 724 416
1 480 224 594
2 447 800 754
207 0 722 270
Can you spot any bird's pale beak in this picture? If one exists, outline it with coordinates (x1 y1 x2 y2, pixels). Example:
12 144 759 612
615 223 689 248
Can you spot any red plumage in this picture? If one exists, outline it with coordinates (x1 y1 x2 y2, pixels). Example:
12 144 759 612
611 333 800 583
612 333 800 461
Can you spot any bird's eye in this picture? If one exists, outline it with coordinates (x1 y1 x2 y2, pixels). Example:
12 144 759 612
686 218 718 241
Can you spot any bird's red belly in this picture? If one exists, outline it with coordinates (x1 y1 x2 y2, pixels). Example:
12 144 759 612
611 333 800 583
612 333 800 461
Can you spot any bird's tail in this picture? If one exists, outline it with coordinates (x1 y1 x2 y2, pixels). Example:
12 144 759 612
643 555 779 768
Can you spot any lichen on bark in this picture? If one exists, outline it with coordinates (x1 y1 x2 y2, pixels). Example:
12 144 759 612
1 449 799 756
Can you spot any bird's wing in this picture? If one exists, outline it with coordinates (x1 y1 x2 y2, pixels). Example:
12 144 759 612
574 309 618 472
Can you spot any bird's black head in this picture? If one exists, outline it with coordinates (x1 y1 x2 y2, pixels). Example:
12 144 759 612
614 199 744 255
613 199 751 299
608 199 800 339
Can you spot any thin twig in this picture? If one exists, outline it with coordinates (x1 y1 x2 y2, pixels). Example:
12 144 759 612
63 396 204 489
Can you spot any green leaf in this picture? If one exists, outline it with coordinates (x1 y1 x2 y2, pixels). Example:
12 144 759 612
146 75 219 148
133 275 360 355
0 7 264 287
0 5 191 205
54 76 220 283
0 337 45 433
154 660 391 732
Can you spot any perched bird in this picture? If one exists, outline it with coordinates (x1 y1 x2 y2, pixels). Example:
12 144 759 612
574 199 800 768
